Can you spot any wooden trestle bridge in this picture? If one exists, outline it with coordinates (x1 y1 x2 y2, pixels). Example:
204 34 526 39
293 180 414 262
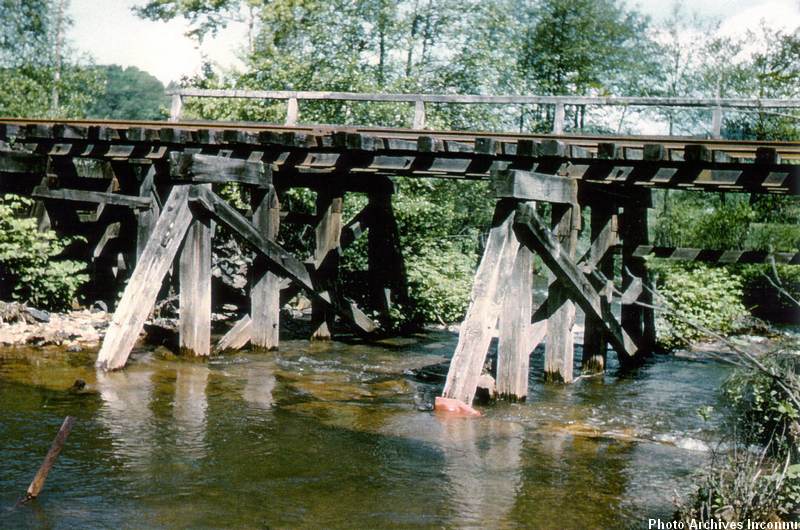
0 92 798 410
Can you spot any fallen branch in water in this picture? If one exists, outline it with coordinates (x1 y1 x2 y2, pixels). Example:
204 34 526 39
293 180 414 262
17 416 76 506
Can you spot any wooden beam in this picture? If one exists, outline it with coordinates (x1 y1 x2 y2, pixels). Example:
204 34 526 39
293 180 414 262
215 315 252 353
513 203 637 360
311 189 343 340
179 184 212 357
32 186 153 209
188 186 378 335
492 169 578 203
251 185 281 350
169 152 270 187
442 200 520 406
136 166 160 261
544 198 579 383
582 203 618 374
367 187 410 317
496 244 533 400
96 185 194 370
620 197 655 358
633 246 800 265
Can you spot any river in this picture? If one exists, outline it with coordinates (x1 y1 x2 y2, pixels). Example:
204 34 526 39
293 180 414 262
0 331 730 528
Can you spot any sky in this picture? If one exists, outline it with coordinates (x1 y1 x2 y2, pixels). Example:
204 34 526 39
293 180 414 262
70 0 800 86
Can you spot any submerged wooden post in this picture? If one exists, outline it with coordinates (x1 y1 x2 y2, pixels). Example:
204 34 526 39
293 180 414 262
496 244 533 400
544 196 579 383
251 185 281 349
581 201 618 374
179 183 212 357
21 416 75 504
441 200 520 407
311 188 343 340
367 183 409 318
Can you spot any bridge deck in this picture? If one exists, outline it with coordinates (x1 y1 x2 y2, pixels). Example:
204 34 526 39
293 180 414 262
0 118 797 195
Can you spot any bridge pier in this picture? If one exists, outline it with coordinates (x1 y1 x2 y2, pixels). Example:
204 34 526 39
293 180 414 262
439 158 656 411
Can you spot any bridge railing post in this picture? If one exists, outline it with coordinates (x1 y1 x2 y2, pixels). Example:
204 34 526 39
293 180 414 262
552 103 565 134
413 99 426 129
711 106 723 139
285 97 299 126
169 94 183 122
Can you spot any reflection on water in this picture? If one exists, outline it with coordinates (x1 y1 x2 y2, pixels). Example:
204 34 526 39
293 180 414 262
0 332 727 528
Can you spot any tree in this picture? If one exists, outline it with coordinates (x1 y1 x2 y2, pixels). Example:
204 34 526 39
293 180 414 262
87 65 168 120
0 0 101 118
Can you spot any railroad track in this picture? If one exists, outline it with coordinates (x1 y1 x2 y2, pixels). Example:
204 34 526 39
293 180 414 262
1 117 799 159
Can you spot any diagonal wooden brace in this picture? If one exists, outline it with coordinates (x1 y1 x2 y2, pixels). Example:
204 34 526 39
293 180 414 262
188 185 378 336
513 203 638 359
96 185 194 371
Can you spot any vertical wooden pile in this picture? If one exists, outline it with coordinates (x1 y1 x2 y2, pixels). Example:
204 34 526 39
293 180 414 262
311 188 344 340
251 185 281 350
581 197 619 374
543 199 580 383
367 184 410 318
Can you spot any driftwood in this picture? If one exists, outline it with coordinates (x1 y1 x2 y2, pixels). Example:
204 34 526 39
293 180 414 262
18 416 75 505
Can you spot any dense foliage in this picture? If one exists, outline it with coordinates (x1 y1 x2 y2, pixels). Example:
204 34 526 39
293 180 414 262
649 262 748 349
0 195 87 311
87 65 168 120
680 351 800 522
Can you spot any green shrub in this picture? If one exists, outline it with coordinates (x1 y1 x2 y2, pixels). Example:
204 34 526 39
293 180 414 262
406 240 477 324
737 264 800 324
722 353 800 454
0 194 88 311
649 261 748 348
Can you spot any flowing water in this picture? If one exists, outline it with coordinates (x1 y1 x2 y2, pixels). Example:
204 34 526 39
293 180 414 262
0 332 731 529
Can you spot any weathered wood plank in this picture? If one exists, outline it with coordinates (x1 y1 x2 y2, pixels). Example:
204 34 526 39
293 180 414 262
135 166 160 261
492 169 577 203
215 315 252 353
179 187 212 357
496 244 533 400
169 152 270 186
188 186 378 335
96 185 194 370
251 185 281 350
442 200 520 405
32 186 153 209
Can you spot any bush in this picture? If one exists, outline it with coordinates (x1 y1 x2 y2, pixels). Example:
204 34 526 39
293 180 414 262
0 195 88 311
737 264 800 324
723 352 800 455
679 352 800 523
649 261 748 348
406 240 477 324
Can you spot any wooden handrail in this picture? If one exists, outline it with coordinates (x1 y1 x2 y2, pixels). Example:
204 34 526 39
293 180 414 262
166 88 800 136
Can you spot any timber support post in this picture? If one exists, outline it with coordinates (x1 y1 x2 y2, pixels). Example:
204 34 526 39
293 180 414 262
367 179 409 320
580 194 619 374
620 190 655 364
543 191 580 383
179 183 212 357
311 187 344 340
251 184 281 350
